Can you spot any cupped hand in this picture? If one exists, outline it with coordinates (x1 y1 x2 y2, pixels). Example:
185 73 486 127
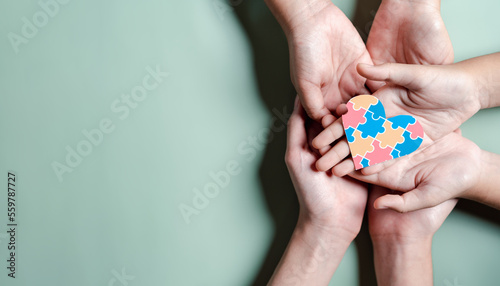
288 1 373 121
286 97 368 239
312 62 481 173
367 0 453 68
369 185 457 243
349 132 481 213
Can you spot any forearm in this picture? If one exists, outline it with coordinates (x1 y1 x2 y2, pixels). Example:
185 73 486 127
264 0 330 37
372 238 433 286
465 150 500 209
458 52 500 109
381 0 441 9
268 214 352 285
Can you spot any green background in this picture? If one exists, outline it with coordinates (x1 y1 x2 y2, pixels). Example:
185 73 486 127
1 0 499 285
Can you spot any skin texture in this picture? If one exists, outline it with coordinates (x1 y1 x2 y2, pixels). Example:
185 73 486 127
266 0 373 121
312 60 482 174
369 186 457 286
367 0 454 67
269 98 368 285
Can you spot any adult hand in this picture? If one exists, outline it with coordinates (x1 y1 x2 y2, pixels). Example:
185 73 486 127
369 186 457 286
367 0 453 69
266 0 373 120
349 132 481 213
269 98 368 285
285 97 368 236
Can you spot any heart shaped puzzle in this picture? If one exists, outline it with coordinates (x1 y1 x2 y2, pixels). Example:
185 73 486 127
342 95 424 170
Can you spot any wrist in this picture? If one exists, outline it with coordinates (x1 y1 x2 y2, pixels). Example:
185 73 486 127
297 212 355 247
373 238 433 286
371 234 433 249
381 0 440 5
265 0 331 38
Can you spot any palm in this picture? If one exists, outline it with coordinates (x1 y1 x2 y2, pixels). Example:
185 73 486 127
374 72 479 140
369 186 456 241
290 2 373 117
287 110 368 236
367 1 453 66
351 132 481 211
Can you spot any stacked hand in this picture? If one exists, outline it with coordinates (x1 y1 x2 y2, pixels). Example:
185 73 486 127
265 0 500 284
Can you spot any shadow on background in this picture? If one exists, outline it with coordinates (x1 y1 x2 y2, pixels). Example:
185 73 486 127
233 0 381 285
232 0 500 285
232 2 297 285
234 0 500 286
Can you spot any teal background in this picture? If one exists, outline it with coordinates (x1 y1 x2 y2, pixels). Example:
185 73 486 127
0 0 499 285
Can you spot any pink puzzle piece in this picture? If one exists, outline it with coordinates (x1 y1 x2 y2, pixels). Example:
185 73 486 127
352 155 364 170
364 139 394 166
342 95 424 169
407 121 424 140
342 101 367 130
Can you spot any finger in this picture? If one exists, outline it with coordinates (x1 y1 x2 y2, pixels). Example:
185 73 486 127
365 79 385 93
319 145 331 156
312 117 344 149
321 114 336 128
286 97 307 153
297 83 330 121
335 104 348 117
315 139 350 172
332 157 356 177
373 186 444 213
357 63 426 90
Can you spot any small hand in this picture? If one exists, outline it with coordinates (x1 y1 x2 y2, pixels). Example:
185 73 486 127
312 62 481 173
288 1 373 120
286 97 368 239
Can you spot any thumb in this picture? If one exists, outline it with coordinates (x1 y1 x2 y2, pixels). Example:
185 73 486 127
357 63 426 90
373 185 445 213
297 82 330 122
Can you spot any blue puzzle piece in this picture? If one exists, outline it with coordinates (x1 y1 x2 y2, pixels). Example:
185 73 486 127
388 115 416 130
360 157 370 168
394 130 423 156
357 110 385 139
345 126 355 143
366 100 385 119
390 148 400 159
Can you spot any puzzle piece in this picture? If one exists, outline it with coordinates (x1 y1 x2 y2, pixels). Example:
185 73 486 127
388 114 416 130
366 100 385 120
374 120 405 148
364 139 394 166
348 129 375 158
342 95 424 170
342 101 368 130
345 126 356 143
360 158 370 168
352 155 364 170
357 110 385 139
393 130 423 157
406 121 424 140
350 95 379 111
